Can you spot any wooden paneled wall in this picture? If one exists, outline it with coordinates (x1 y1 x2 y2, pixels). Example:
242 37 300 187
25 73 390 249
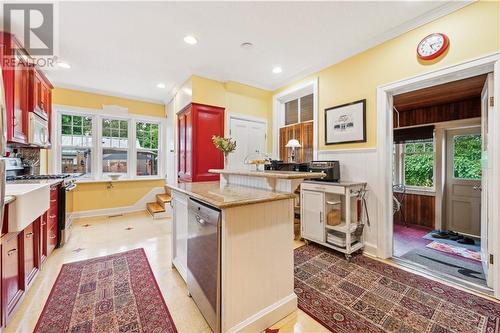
279 121 313 163
393 97 480 128
394 193 435 229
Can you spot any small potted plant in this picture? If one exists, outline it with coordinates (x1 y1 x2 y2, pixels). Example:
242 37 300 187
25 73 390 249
212 135 237 168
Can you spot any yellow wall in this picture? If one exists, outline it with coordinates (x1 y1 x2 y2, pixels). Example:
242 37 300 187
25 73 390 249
191 75 273 152
50 88 166 212
274 1 500 150
53 88 165 117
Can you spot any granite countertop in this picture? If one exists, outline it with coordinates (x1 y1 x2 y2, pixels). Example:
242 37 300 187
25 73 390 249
209 169 326 180
5 195 15 205
6 179 64 186
167 181 295 209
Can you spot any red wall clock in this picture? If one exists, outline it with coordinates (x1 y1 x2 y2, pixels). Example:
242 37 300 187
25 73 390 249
417 33 449 60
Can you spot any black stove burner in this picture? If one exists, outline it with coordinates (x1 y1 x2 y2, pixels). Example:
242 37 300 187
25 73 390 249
6 174 71 181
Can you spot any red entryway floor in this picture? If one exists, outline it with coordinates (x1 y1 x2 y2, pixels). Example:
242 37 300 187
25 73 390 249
393 223 433 257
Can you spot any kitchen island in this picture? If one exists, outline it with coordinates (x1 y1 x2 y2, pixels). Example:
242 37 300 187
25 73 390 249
168 170 323 333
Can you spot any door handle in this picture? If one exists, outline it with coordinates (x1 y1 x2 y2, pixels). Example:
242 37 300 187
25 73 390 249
7 248 17 256
473 185 482 191
195 215 206 225
319 212 323 224
26 232 33 238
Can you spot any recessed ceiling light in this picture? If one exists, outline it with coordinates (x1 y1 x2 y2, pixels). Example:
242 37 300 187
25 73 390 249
184 35 198 45
240 42 254 49
156 83 166 89
57 61 71 69
272 66 282 74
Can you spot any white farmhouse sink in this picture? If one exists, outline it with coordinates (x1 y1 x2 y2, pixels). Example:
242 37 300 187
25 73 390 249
6 183 50 232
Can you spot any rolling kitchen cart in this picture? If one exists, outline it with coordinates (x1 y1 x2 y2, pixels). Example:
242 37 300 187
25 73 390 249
300 180 368 260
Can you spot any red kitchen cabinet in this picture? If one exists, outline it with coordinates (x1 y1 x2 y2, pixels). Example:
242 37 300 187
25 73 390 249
40 213 48 265
22 221 40 288
1 232 24 324
0 32 30 144
30 67 53 146
46 186 59 257
177 103 224 182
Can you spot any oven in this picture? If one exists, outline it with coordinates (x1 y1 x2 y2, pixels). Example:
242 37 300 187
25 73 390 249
58 180 76 247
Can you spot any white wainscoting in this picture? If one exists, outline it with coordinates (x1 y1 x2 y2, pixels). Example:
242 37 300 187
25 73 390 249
317 148 380 256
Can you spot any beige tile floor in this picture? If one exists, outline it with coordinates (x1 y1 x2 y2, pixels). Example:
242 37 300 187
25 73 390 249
4 211 328 333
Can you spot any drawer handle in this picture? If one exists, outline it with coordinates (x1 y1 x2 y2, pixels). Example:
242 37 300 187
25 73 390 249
41 222 47 226
26 232 33 238
50 215 56 219
49 235 57 239
7 249 17 256
50 199 57 203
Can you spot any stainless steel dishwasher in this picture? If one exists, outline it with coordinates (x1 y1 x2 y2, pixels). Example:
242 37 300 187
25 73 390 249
187 198 221 333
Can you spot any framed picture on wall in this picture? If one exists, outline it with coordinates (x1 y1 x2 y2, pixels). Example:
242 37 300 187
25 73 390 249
325 99 366 145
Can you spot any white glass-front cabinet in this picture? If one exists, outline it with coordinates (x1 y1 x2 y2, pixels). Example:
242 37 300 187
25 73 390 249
300 190 325 242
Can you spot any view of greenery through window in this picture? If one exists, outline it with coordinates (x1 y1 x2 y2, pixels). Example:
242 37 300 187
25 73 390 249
62 115 92 136
404 140 434 188
136 122 159 149
453 134 481 180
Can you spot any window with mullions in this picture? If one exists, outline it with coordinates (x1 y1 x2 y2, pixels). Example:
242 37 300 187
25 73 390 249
136 122 159 176
61 114 93 177
102 119 129 174
403 140 434 188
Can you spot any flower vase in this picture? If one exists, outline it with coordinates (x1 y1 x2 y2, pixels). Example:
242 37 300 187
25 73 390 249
224 154 229 169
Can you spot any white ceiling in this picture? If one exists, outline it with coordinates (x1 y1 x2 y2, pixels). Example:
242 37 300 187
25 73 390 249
39 1 468 104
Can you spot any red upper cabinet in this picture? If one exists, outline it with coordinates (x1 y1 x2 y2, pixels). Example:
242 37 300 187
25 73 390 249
178 103 224 182
30 67 53 146
0 32 53 147
1 33 30 144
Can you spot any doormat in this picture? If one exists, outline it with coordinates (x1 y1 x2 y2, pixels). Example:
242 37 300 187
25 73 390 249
427 241 482 262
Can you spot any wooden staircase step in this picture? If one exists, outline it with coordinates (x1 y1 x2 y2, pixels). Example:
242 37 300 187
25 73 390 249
147 202 165 215
156 193 172 204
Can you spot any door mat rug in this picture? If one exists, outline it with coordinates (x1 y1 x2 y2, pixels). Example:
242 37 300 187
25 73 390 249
427 241 482 262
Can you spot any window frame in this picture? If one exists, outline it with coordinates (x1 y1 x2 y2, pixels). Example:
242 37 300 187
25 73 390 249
393 138 436 192
135 121 160 177
52 106 166 181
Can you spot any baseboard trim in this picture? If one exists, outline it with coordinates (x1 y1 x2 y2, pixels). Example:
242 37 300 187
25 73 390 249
226 293 297 333
70 187 165 219
363 242 378 257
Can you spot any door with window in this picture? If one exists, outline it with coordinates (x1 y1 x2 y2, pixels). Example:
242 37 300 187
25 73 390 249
445 127 481 236
228 117 266 169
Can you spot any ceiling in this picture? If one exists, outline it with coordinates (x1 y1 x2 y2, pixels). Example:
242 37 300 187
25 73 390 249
394 74 487 111
23 1 470 103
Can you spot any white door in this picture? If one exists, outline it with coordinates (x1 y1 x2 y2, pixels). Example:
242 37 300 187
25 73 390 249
481 73 494 287
228 117 266 169
445 127 482 236
301 190 325 242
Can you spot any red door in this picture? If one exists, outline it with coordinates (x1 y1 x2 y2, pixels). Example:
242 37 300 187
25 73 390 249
23 222 39 287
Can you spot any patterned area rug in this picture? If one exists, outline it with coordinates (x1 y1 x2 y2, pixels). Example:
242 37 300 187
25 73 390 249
295 244 500 333
34 249 177 333
427 241 482 262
